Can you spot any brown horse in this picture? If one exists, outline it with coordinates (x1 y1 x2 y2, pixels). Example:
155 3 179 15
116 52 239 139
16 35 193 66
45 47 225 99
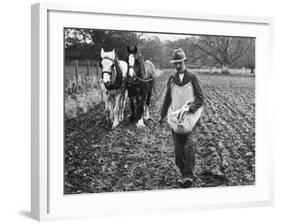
126 46 155 128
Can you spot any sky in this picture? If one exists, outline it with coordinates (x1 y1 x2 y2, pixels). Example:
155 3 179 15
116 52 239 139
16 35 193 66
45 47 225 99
140 32 191 41
65 28 194 43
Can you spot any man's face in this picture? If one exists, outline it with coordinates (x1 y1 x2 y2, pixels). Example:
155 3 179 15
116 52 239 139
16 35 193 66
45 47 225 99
174 61 185 73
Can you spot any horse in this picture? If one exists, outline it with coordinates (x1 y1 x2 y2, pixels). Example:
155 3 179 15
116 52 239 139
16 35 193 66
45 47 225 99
126 46 156 128
100 48 128 128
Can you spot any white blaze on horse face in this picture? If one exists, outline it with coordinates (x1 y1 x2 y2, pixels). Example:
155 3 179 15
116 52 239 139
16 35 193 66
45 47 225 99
101 48 105 58
101 59 113 83
101 57 114 83
103 73 111 83
101 50 116 83
128 54 135 77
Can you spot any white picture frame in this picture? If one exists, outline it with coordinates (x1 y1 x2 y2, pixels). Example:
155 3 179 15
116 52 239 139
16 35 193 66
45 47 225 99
31 2 275 221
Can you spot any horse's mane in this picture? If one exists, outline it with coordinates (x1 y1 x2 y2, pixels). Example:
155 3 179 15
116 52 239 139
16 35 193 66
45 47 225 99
114 57 122 76
136 54 147 79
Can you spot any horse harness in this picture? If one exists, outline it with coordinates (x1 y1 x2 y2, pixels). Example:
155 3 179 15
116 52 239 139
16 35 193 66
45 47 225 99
131 72 154 82
128 55 154 83
101 56 127 93
101 56 115 77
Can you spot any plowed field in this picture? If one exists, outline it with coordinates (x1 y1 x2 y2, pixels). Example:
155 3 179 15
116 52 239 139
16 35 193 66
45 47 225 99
64 70 255 194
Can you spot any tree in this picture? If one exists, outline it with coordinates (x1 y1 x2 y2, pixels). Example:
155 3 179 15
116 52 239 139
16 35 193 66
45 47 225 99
229 38 255 74
245 39 255 74
64 28 255 73
188 36 250 74
240 39 255 74
64 28 142 61
138 36 163 68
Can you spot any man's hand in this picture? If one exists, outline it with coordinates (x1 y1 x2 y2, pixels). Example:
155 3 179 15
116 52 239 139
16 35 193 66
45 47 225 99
184 104 190 112
177 105 190 121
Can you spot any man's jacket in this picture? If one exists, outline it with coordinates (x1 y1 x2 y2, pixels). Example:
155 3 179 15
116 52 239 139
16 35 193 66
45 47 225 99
160 69 204 120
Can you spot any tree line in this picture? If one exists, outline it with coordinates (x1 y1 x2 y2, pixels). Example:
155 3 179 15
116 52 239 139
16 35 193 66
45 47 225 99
65 28 255 74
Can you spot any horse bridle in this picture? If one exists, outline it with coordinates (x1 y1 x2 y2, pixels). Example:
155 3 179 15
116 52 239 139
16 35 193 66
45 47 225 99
100 57 127 92
128 54 137 71
101 56 116 77
128 55 154 82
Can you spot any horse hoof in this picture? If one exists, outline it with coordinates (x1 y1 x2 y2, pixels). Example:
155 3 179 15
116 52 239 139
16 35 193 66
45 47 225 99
144 115 150 120
136 123 145 128
136 119 145 128
112 121 119 129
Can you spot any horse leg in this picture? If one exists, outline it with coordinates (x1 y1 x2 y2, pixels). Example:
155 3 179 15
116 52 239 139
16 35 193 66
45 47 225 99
144 90 152 120
101 83 110 115
102 90 110 121
108 96 114 123
118 93 123 122
112 94 121 128
119 90 127 121
102 91 108 110
129 97 136 122
136 95 145 128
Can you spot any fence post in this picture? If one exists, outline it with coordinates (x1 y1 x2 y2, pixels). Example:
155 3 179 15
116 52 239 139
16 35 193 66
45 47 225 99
87 59 90 77
85 59 90 90
96 62 99 81
74 60 79 93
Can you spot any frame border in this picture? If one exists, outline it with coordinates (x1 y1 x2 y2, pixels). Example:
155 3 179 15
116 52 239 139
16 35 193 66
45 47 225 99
31 2 275 221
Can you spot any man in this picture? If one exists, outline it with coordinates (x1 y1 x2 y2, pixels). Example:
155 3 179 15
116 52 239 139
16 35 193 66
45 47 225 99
159 48 204 188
